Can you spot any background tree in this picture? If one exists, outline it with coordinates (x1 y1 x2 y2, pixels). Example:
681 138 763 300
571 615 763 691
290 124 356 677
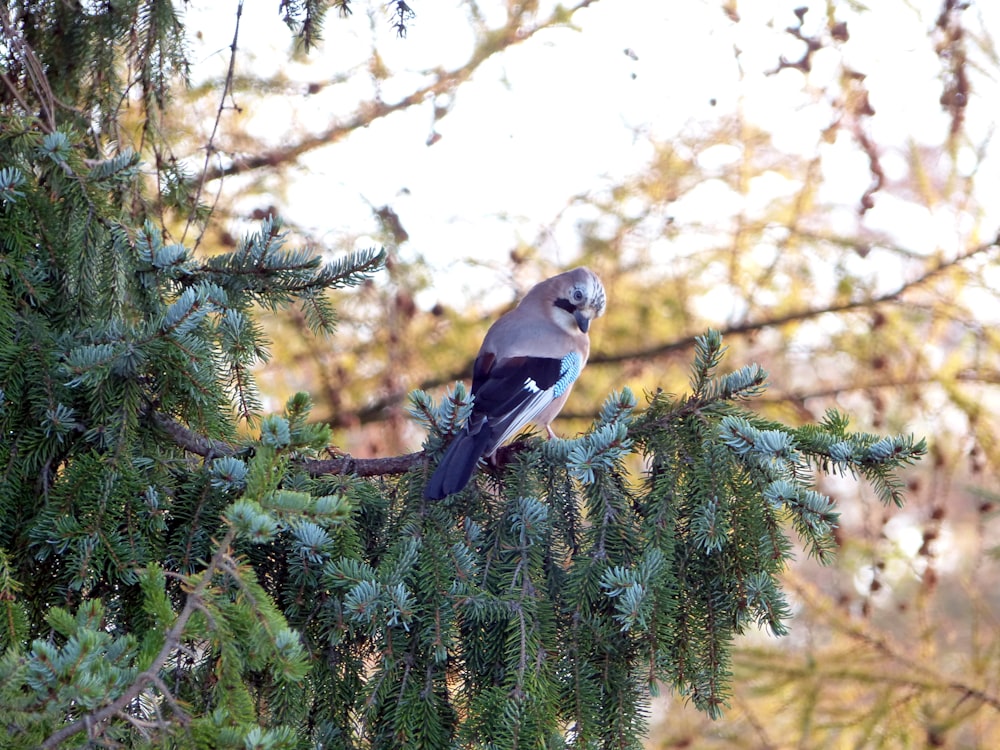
1 0 997 748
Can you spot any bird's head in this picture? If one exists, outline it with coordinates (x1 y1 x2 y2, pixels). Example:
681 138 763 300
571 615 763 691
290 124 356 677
547 267 606 334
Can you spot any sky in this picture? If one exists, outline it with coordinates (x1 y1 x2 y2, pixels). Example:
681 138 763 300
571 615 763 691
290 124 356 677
180 0 1000 315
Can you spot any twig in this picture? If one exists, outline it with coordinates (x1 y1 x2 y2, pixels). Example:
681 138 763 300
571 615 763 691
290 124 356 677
193 0 601 185
324 235 1000 427
182 0 244 249
40 527 238 748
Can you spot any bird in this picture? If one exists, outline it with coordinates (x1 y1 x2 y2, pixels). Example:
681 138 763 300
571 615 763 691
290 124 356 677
424 267 606 500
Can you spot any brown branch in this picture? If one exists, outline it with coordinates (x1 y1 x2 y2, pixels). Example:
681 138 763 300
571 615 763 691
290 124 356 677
304 451 425 477
325 368 470 428
151 410 426 476
760 369 1000 405
325 236 1000 427
201 88 445 184
195 0 602 185
592 235 999 367
151 412 237 458
40 527 239 749
151 410 540 479
181 0 244 249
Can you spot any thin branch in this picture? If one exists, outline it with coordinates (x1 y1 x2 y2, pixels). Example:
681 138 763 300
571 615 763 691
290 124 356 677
590 235 999 367
786 572 1000 713
151 409 537 478
182 0 244 249
40 528 239 749
194 0 602 185
759 369 1000 406
325 368 472 428
327 235 1000 427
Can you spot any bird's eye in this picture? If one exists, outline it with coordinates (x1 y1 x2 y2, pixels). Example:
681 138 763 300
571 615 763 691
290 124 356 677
571 288 585 303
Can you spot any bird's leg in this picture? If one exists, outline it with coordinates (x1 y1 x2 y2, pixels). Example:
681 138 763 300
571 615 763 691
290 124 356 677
546 426 558 439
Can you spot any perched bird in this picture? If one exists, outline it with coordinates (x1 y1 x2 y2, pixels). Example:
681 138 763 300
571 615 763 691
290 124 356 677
424 267 606 500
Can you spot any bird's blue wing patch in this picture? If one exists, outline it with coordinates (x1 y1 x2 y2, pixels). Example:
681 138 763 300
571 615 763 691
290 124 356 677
553 351 582 397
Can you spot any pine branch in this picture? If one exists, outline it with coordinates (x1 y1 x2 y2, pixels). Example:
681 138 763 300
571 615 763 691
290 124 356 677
150 409 535 477
39 527 239 749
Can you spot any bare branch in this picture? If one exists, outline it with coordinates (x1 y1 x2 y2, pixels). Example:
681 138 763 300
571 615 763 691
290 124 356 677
182 0 245 249
151 409 424 475
324 236 1000 427
195 0 602 185
150 409 543 479
41 528 239 749
592 235 999 367
305 451 425 477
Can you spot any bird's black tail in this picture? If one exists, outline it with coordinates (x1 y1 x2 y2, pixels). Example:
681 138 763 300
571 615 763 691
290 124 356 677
424 426 493 500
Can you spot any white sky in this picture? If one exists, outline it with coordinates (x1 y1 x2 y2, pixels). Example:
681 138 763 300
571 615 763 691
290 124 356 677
183 0 1000 308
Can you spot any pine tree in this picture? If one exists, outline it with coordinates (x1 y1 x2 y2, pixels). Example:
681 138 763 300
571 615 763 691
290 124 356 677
0 3 926 748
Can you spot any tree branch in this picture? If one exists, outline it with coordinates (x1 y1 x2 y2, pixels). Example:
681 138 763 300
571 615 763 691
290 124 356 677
195 0 602 185
326 235 1000 427
181 0 244 249
41 528 239 749
591 234 999 367
304 451 425 477
152 410 426 475
150 410 540 479
151 411 238 458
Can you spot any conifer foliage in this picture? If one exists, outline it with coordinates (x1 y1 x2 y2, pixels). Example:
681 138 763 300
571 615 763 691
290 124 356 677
0 120 384 748
0 2 926 748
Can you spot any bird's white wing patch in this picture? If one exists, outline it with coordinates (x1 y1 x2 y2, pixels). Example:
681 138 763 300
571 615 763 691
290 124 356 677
487 388 554 452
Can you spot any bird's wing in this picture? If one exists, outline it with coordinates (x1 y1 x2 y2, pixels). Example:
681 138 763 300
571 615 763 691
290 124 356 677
472 351 583 454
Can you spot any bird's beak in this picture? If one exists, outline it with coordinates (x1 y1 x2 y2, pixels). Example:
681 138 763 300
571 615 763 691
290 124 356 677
574 310 591 333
